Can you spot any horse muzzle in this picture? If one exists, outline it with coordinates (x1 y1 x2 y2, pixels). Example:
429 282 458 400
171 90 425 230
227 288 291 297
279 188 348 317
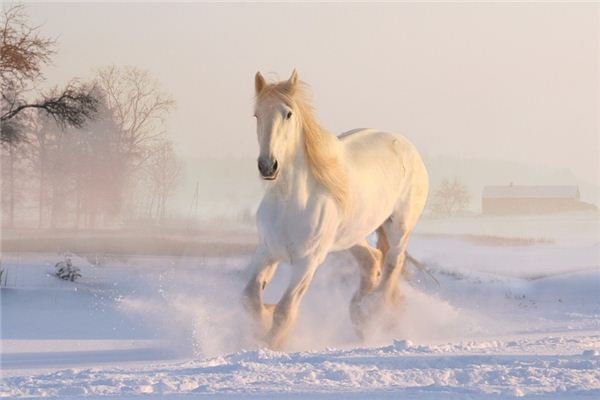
258 156 279 180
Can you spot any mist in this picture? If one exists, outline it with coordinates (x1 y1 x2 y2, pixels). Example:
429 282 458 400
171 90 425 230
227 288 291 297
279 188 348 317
22 2 599 220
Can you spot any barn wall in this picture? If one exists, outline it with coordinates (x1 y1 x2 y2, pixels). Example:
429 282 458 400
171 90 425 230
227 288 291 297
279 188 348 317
481 198 593 215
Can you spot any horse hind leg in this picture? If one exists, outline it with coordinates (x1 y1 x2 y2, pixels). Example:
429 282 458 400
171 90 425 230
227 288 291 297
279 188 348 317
378 225 412 280
348 240 383 338
376 226 390 266
378 218 411 308
378 175 428 299
374 185 427 331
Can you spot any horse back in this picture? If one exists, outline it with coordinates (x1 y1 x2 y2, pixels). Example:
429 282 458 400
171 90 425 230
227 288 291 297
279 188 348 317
334 127 429 246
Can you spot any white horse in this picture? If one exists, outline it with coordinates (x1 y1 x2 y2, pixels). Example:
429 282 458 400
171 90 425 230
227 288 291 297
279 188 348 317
243 70 429 349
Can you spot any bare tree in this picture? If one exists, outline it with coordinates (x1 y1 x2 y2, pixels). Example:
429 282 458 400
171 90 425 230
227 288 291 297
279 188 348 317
48 96 124 229
1 139 29 227
14 90 126 229
20 112 73 228
94 66 176 221
71 97 126 228
430 177 470 216
143 140 183 221
95 65 175 167
0 4 53 92
1 7 176 226
2 81 98 129
0 4 97 143
29 114 52 227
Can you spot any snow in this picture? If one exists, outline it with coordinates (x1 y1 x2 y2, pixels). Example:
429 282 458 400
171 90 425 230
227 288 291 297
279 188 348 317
1 216 599 398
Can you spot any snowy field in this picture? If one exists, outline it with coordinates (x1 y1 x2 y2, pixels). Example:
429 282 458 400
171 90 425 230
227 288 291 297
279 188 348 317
1 215 599 399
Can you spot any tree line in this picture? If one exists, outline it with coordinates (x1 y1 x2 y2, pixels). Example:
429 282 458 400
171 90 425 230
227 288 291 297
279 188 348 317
1 5 182 229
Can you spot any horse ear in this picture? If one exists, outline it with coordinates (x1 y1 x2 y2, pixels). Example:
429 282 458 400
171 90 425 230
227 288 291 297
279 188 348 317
255 71 266 94
282 69 299 95
289 69 299 88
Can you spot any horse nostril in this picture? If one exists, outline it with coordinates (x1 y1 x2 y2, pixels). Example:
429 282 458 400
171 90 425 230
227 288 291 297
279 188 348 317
258 157 277 178
257 159 264 175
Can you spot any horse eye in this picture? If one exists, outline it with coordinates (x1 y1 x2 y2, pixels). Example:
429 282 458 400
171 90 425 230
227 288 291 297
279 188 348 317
286 111 293 120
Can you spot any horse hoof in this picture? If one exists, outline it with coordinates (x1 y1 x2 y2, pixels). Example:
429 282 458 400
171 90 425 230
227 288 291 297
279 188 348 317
258 303 276 334
349 292 383 337
350 288 406 339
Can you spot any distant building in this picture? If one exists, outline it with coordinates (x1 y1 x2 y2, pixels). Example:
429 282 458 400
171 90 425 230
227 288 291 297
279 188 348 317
481 184 596 215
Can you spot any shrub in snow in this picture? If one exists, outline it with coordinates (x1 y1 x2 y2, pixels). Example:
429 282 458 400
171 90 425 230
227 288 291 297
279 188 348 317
55 256 81 281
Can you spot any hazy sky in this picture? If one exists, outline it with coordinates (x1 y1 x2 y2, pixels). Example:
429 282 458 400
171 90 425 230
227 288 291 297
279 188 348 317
27 2 598 189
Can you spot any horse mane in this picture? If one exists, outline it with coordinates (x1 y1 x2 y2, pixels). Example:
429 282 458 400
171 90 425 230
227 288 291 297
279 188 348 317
257 81 350 212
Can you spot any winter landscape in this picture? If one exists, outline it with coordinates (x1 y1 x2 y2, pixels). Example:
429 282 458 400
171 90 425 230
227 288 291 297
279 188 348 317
2 214 599 399
2 2 599 399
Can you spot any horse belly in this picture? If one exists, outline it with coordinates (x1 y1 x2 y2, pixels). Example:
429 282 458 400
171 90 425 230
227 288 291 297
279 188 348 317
332 171 402 251
332 131 412 250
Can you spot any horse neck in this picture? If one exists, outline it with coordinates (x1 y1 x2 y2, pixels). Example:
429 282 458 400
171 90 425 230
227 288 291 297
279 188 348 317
271 125 320 204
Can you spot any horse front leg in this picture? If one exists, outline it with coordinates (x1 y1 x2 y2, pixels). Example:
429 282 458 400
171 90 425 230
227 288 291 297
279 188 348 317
266 257 320 349
242 248 280 337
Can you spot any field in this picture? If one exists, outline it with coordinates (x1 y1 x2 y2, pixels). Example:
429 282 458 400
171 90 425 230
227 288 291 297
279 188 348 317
1 214 599 399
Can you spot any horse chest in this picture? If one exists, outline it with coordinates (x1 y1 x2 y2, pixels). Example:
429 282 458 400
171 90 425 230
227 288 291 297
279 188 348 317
256 193 337 262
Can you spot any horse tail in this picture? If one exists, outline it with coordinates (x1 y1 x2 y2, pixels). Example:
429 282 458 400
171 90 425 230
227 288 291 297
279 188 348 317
405 252 439 286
